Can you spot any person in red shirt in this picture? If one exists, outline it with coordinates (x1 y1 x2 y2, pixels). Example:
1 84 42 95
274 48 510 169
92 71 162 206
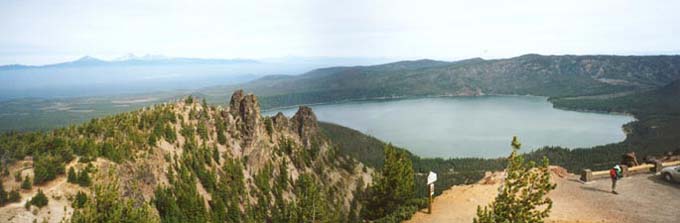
610 165 622 194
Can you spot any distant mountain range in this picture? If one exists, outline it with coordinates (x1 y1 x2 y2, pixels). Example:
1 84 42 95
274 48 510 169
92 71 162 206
0 55 264 100
198 54 680 109
0 55 393 100
0 55 258 70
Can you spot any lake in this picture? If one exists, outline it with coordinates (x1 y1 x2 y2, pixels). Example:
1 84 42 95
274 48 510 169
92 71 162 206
265 96 635 158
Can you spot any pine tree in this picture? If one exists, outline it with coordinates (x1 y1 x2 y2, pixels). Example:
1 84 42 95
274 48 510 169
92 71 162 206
212 145 220 164
71 170 159 223
153 165 208 223
361 144 415 220
153 186 182 223
474 136 556 223
33 155 63 184
21 175 32 190
164 124 177 143
148 134 158 147
14 171 22 182
8 189 20 203
215 117 228 145
73 191 88 208
77 170 92 187
67 167 77 183
197 121 209 141
291 174 328 222
30 189 48 208
217 129 227 145
0 182 7 206
264 118 274 136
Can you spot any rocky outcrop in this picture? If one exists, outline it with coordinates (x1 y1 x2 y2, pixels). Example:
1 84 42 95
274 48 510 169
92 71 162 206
239 94 260 132
229 89 244 117
228 90 260 147
290 106 319 146
272 112 289 130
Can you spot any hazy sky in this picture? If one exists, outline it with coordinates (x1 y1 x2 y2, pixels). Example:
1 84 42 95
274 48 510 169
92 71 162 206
1 0 679 65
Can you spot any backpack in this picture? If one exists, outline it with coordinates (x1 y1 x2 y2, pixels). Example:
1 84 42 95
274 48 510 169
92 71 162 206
611 165 623 179
610 168 617 179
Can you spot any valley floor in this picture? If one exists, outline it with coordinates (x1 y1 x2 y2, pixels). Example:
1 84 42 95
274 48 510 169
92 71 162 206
405 168 680 223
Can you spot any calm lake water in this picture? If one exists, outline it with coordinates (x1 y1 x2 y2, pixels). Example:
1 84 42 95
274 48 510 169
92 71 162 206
265 96 634 158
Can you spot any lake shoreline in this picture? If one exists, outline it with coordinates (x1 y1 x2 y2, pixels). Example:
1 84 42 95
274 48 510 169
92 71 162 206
262 93 550 113
264 95 634 159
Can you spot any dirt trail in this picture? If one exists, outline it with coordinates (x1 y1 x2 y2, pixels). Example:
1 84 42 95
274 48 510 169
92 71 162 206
406 170 680 223
0 160 82 223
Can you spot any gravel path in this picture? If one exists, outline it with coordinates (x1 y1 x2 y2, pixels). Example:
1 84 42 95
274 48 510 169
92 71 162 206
406 171 680 223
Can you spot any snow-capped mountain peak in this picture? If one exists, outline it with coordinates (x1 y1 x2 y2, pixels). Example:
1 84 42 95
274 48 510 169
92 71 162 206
115 53 170 61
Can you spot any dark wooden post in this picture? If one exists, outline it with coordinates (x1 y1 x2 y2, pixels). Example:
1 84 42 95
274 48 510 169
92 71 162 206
428 184 433 214
621 165 629 177
654 160 663 173
581 169 592 182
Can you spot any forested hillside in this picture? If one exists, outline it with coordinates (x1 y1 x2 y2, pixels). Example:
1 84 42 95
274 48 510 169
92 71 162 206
320 122 506 197
544 79 680 171
200 54 680 109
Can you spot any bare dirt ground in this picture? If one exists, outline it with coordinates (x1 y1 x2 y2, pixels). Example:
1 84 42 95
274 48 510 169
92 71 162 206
0 160 83 223
406 168 680 223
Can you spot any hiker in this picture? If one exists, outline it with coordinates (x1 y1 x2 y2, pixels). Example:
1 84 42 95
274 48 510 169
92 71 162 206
610 165 623 194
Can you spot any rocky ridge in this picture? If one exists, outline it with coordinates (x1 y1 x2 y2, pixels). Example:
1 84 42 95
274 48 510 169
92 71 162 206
0 89 372 222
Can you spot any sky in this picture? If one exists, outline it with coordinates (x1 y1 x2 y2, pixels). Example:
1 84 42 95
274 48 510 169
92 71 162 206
1 0 679 65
